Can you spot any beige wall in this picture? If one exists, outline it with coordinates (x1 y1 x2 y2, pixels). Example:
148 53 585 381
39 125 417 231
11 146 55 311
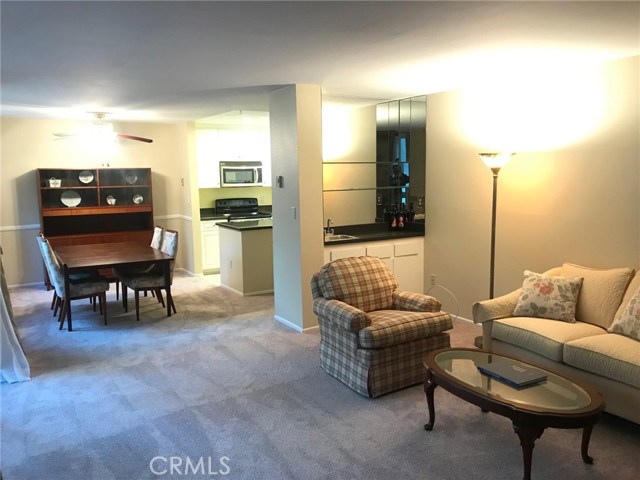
425 55 640 319
270 84 325 331
0 117 194 285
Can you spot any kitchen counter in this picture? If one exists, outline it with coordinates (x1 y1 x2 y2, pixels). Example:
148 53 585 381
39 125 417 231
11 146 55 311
324 222 424 245
217 219 273 231
200 207 272 222
218 220 273 296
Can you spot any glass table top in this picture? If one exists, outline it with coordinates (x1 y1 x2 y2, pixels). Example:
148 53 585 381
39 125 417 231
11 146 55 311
433 350 592 411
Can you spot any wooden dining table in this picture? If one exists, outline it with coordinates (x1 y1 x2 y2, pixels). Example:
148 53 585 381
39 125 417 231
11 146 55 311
54 241 174 331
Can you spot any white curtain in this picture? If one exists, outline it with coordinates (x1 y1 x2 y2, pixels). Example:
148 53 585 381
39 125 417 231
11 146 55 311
1 246 30 383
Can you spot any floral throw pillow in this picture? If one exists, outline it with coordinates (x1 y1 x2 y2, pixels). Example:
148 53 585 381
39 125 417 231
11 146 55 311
608 286 640 341
512 270 583 322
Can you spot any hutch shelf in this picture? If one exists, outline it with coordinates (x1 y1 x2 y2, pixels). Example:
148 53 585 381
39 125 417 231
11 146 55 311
36 167 154 255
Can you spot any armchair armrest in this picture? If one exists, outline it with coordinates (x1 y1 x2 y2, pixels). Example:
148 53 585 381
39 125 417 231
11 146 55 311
472 289 521 324
312 297 369 332
393 290 441 312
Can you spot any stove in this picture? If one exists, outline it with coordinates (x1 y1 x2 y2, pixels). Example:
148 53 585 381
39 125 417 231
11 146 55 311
215 198 271 221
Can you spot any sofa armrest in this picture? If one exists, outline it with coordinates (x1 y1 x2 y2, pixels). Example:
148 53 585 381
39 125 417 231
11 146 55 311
393 290 441 312
472 289 521 324
312 297 369 332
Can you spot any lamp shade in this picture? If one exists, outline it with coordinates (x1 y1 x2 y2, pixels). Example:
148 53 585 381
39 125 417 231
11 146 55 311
479 152 514 170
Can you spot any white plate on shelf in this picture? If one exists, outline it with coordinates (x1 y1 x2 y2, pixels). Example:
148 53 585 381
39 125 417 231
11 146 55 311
125 174 138 185
106 195 116 205
78 170 94 184
132 194 143 205
61 190 81 207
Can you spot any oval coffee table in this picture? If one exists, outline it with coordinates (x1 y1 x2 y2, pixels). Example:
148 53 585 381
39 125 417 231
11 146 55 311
423 348 605 480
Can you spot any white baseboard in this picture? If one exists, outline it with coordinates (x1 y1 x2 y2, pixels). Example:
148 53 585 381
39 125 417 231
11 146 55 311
273 315 320 334
274 315 303 332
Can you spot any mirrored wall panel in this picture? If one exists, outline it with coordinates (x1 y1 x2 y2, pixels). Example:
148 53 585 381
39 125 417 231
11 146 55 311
322 95 426 227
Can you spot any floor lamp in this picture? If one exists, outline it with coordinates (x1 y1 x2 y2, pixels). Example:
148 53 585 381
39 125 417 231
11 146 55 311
479 153 514 299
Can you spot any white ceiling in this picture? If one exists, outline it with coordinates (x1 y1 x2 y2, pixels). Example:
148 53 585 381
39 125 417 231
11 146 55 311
1 1 638 122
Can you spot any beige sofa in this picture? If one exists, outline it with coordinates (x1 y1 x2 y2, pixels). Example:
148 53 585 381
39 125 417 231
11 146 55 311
473 263 640 424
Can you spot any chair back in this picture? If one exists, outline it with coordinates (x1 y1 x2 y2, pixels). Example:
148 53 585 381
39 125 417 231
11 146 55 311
161 230 179 280
317 256 397 312
36 234 65 296
150 225 164 250
161 230 179 258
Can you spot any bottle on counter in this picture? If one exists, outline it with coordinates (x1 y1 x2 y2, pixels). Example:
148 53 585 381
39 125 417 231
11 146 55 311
389 204 397 230
408 202 415 224
398 203 406 230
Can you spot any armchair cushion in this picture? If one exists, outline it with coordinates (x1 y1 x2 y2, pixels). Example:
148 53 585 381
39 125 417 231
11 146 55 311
361 310 452 348
317 256 397 312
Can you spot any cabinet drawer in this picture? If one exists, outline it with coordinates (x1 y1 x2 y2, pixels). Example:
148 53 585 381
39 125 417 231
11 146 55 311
329 246 366 261
366 243 393 259
394 240 421 257
201 221 219 232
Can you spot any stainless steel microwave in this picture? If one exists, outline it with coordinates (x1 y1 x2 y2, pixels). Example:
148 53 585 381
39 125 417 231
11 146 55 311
220 161 263 187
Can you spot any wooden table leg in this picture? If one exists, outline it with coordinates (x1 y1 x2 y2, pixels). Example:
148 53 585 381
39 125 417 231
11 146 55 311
513 423 545 480
581 423 595 464
164 259 172 317
424 371 437 431
63 264 73 331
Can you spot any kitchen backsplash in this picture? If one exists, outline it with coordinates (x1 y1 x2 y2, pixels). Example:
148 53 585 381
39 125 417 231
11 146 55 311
199 186 273 208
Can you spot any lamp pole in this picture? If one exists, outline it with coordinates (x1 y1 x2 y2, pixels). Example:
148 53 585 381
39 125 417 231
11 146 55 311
489 166 501 299
479 153 513 300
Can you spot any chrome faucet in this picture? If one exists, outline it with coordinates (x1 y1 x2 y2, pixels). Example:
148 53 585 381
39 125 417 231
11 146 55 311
324 218 334 235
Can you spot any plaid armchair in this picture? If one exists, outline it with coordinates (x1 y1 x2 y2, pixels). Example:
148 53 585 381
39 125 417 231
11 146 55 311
311 256 452 397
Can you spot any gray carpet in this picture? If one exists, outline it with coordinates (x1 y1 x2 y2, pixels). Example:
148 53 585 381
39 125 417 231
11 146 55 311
2 272 639 480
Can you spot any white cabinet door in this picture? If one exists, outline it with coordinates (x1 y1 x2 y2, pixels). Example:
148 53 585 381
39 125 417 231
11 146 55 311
197 125 271 188
328 245 366 261
196 130 221 188
324 237 424 292
393 238 424 292
201 222 220 272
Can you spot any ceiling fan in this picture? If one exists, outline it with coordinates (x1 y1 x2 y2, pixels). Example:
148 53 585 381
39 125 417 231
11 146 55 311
53 112 153 143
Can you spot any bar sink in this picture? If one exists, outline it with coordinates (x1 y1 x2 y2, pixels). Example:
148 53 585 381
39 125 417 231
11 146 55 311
324 234 359 242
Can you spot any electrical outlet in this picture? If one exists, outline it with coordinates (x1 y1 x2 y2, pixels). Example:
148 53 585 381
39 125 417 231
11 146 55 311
430 274 436 286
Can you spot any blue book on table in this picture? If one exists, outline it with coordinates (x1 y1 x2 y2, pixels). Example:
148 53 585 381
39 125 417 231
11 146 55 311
476 358 547 388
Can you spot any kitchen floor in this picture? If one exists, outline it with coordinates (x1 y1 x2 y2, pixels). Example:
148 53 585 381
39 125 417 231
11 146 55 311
202 272 222 286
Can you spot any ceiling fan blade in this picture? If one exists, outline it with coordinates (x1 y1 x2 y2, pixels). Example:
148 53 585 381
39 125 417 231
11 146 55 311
116 133 153 143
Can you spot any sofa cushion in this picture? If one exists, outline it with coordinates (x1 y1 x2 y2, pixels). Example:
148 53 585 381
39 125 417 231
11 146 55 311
559 263 634 329
359 310 452 349
564 334 640 389
513 270 583 322
318 256 397 312
614 268 640 319
492 317 607 362
608 285 640 341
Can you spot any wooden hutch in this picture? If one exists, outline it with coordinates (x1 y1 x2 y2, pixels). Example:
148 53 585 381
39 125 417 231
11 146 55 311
36 167 154 284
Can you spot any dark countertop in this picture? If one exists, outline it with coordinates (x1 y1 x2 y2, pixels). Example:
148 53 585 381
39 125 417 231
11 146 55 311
324 222 424 245
217 219 273 231
213 217 422 239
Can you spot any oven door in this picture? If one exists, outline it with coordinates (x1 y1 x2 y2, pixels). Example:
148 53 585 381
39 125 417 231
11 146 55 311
220 163 262 187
